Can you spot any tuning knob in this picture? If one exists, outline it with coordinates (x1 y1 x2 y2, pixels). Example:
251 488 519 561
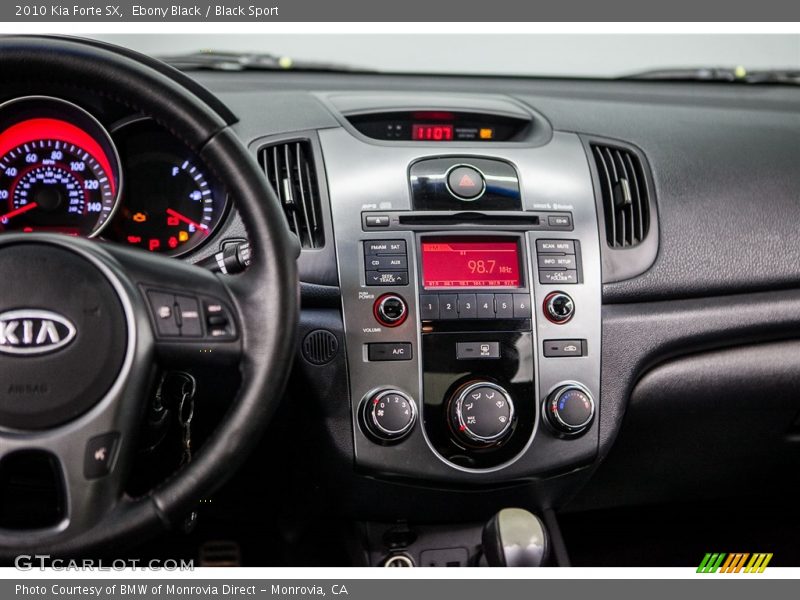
448 381 515 447
362 389 417 442
544 385 595 435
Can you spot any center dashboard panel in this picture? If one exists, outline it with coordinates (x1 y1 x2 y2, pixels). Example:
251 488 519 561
320 96 602 484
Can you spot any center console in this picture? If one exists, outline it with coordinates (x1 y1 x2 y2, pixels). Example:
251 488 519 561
319 97 601 485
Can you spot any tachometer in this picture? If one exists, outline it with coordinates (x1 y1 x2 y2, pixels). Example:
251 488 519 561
0 97 121 237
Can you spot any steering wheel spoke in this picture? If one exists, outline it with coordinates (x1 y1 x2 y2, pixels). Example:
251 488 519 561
103 243 243 369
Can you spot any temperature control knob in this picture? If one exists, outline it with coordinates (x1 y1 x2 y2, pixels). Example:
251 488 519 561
373 294 408 327
448 381 515 447
363 390 416 442
544 385 595 435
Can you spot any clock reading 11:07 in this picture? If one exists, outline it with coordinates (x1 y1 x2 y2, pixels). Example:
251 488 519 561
421 238 522 288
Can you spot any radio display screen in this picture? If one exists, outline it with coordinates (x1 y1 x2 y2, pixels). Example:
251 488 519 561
420 238 522 288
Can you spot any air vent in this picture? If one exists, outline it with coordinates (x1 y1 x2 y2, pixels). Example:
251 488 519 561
259 140 324 249
591 143 650 248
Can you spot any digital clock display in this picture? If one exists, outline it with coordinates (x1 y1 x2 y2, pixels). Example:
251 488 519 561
421 238 522 288
412 124 454 141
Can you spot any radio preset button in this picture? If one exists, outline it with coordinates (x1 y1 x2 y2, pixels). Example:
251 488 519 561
439 294 459 319
494 294 514 319
476 294 495 319
512 294 532 318
457 294 477 319
419 295 440 320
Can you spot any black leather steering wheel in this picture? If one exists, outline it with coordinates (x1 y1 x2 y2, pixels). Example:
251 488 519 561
0 36 298 557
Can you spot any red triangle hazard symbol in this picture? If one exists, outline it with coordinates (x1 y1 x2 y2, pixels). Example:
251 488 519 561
459 174 477 188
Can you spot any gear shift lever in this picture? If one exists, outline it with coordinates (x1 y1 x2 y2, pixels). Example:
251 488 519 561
482 508 549 567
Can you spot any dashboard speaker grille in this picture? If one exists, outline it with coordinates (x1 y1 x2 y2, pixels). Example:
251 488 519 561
302 330 339 365
259 140 324 249
591 143 651 248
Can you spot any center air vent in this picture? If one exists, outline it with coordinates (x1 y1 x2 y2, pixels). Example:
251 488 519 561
259 140 324 249
591 143 651 248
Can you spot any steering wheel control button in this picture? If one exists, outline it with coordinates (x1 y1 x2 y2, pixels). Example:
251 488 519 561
449 381 515 446
84 432 120 479
545 386 595 435
147 290 180 337
543 339 585 358
373 294 408 327
456 341 500 360
447 165 486 201
544 291 575 324
368 342 413 361
175 295 202 337
363 390 417 442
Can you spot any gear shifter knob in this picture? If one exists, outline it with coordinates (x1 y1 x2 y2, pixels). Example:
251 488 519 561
482 508 549 567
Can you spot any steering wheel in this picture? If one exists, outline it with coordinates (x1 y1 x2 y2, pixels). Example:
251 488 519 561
0 37 298 557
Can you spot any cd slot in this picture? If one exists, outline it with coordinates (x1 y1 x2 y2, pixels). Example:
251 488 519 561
398 212 540 228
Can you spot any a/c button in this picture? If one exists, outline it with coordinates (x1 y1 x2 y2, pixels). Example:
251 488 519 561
368 342 413 361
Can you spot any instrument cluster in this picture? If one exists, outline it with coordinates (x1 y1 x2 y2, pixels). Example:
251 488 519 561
0 96 228 257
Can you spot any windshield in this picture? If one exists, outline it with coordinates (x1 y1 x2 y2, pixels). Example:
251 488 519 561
89 33 799 78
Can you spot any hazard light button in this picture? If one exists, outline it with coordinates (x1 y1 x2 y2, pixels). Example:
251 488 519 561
447 165 485 200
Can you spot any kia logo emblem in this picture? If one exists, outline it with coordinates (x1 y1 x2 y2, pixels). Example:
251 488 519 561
0 310 77 356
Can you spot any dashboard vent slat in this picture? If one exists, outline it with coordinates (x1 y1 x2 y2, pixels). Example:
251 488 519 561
260 140 324 249
591 143 650 248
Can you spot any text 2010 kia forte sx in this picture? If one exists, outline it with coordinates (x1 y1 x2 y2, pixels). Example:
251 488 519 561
0 35 799 567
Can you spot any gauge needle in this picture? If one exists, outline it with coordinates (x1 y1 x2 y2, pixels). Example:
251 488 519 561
166 208 210 235
0 202 38 223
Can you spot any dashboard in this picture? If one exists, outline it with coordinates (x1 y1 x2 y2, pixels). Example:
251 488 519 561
1 43 799 566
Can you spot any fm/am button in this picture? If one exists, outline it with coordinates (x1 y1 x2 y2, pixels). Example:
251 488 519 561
368 342 413 361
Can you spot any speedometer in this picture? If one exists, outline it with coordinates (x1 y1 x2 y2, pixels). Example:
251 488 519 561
0 97 121 237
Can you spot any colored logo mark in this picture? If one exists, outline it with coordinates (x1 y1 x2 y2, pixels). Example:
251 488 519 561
697 553 773 573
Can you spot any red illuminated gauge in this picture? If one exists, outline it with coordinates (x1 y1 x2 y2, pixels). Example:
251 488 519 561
0 97 121 237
